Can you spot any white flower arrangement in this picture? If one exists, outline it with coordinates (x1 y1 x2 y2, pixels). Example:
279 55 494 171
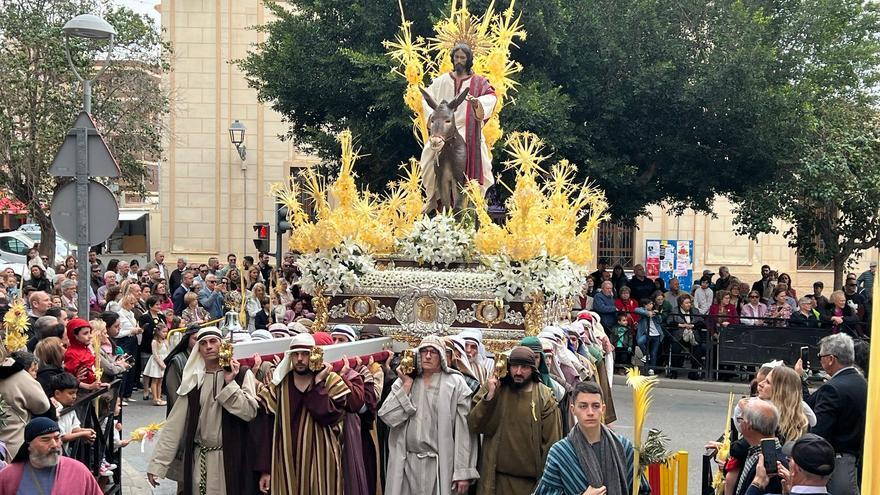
295 239 375 296
397 213 475 266
485 254 587 301
359 268 498 292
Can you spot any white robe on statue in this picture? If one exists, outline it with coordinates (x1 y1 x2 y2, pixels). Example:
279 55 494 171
420 72 497 202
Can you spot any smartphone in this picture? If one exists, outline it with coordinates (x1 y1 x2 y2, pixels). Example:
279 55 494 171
760 438 778 475
800 346 810 371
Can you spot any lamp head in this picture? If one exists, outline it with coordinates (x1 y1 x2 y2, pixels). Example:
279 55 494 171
228 120 246 147
63 14 116 40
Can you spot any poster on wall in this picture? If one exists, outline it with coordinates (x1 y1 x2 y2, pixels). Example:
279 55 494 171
646 239 694 292
646 240 661 278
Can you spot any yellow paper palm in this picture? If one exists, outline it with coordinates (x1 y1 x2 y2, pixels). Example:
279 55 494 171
712 394 736 493
3 299 29 353
626 367 658 495
272 130 424 255
467 132 608 268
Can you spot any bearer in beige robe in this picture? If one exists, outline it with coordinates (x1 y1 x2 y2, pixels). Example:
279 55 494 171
147 327 259 495
379 335 479 495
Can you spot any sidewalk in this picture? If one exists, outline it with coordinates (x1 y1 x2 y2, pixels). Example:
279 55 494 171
122 460 176 495
611 373 751 395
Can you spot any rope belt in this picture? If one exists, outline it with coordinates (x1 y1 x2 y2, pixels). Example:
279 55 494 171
408 451 440 494
195 443 222 495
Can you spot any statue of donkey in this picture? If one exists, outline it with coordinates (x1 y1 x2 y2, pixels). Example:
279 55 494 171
420 87 470 213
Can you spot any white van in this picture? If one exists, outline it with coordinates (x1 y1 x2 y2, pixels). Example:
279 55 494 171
0 230 69 265
0 231 35 264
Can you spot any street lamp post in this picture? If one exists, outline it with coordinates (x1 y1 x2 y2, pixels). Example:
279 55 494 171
229 120 247 254
63 14 116 315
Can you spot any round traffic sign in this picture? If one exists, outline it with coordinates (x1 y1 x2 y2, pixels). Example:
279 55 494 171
51 180 119 245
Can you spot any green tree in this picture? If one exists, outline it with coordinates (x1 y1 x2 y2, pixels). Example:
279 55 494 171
0 0 170 259
240 0 876 224
733 102 880 288
730 0 880 288
238 0 795 219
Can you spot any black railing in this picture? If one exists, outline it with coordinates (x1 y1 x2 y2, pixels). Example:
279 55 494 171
604 311 868 381
61 378 123 494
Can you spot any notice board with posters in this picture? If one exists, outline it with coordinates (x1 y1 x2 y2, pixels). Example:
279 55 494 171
645 239 694 292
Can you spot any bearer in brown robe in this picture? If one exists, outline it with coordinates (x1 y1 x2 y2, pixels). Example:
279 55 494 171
468 346 562 495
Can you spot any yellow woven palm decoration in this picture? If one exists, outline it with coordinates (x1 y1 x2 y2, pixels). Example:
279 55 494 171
626 367 658 495
712 393 736 493
271 129 404 255
465 132 608 268
3 298 29 353
92 333 103 382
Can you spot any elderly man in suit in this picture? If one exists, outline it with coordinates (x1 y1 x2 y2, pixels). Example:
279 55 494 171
806 333 866 495
145 250 170 284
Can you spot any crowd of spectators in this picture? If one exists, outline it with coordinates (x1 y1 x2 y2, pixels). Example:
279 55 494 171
578 259 873 379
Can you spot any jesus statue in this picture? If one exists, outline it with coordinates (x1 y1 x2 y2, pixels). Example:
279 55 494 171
420 43 497 211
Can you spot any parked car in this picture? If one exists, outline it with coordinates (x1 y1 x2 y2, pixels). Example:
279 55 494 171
16 223 41 233
16 225 74 259
0 231 65 265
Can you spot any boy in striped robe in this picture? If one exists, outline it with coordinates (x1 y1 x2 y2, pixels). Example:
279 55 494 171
534 381 650 495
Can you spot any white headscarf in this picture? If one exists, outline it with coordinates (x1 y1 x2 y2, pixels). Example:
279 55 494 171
446 335 477 379
539 337 566 382
541 325 589 380
287 321 308 335
177 327 224 396
271 333 317 385
417 335 453 374
331 324 358 342
458 329 491 364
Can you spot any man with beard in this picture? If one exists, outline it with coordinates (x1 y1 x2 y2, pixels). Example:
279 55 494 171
534 381 647 495
380 335 479 495
420 43 497 211
468 346 561 495
147 327 259 494
0 418 102 494
458 329 494 385
256 333 352 495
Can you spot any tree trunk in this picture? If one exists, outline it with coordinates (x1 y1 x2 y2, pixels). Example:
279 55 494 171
33 207 57 263
832 255 846 291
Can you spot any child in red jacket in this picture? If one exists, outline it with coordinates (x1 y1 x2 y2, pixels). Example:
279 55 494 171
63 318 108 392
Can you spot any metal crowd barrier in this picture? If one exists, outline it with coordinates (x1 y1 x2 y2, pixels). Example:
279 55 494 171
61 378 123 494
605 311 868 381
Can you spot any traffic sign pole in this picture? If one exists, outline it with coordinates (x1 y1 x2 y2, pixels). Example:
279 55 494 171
49 95 122 317
76 119 90 315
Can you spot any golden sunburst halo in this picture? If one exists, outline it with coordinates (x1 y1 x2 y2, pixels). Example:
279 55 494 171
428 1 494 57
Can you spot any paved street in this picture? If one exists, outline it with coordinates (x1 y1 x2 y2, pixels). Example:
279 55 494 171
120 378 747 494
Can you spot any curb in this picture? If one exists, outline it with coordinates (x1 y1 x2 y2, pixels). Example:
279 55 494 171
611 374 751 395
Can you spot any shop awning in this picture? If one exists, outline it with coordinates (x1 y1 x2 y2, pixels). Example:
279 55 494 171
0 197 27 215
118 210 149 222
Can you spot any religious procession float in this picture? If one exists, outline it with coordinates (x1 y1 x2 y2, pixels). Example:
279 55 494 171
265 0 608 353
